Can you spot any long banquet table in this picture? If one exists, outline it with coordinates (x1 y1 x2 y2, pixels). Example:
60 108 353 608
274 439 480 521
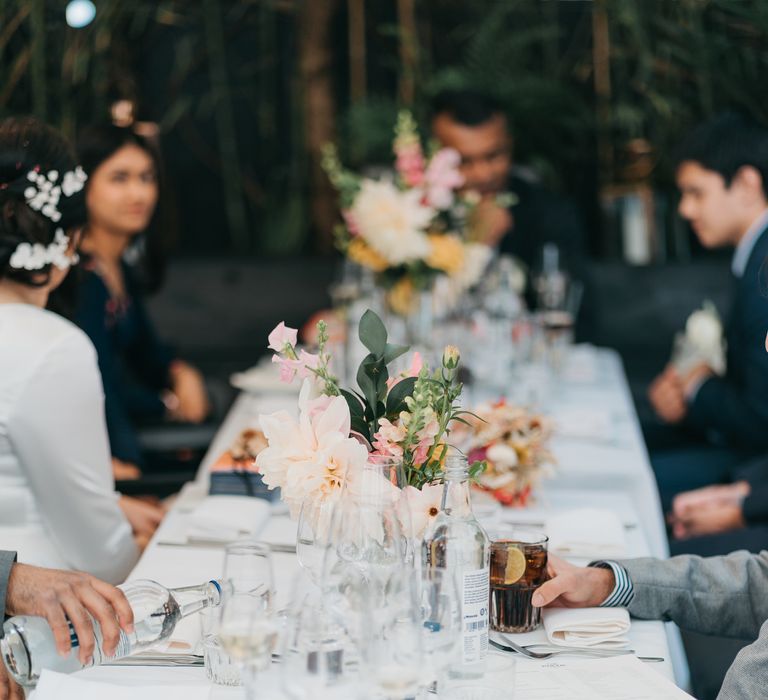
69 345 690 696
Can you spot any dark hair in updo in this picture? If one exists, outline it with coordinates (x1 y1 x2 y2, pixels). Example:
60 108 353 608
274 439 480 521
0 116 86 286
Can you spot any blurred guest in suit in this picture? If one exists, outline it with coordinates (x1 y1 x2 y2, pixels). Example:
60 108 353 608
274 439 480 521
646 114 768 509
430 89 595 339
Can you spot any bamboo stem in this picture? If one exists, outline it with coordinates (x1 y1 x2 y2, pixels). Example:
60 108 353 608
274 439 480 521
202 0 250 252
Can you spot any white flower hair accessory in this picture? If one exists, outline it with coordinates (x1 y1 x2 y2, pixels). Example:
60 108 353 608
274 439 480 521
22 166 87 223
9 229 79 271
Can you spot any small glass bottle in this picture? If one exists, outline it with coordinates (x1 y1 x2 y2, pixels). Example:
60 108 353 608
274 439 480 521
422 455 490 680
1 578 222 688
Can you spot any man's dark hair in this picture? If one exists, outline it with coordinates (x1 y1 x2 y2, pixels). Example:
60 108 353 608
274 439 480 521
676 112 768 197
430 89 506 128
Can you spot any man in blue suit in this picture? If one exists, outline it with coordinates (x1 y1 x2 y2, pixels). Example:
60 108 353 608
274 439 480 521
647 114 768 509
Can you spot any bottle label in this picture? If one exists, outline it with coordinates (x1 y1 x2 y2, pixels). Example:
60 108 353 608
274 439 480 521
461 568 489 665
70 622 132 664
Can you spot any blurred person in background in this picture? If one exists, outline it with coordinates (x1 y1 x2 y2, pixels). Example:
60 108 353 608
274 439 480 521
430 88 595 339
74 124 212 485
646 114 768 511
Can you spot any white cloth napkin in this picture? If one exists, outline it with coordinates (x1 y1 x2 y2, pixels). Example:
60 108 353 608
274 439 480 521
32 670 209 700
159 495 271 545
542 606 631 649
545 508 627 558
553 407 612 440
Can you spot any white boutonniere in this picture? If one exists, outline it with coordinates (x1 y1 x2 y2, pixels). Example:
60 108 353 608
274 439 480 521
671 301 726 376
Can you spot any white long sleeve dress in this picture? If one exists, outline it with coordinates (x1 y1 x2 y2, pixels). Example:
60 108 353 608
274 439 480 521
0 303 138 583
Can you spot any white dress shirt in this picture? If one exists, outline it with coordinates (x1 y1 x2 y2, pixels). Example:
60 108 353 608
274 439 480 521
0 304 137 583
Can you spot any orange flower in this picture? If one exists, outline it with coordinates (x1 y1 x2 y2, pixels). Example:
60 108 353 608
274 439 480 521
387 277 415 316
426 234 465 274
347 238 389 272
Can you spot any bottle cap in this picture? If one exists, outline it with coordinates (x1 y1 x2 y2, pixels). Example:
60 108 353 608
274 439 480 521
1 619 31 685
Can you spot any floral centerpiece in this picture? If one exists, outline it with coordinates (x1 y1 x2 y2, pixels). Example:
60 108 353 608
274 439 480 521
256 310 484 538
321 111 492 316
459 400 555 507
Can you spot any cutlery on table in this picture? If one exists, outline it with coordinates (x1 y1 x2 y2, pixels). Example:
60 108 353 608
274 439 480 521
489 638 664 663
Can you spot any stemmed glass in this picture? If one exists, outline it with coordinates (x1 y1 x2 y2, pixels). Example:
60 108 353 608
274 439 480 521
217 541 277 699
358 568 425 700
296 494 340 586
418 567 462 697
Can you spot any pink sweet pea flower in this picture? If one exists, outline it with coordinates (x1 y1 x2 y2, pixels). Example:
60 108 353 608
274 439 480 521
297 350 321 379
268 322 298 352
272 354 302 383
424 148 464 210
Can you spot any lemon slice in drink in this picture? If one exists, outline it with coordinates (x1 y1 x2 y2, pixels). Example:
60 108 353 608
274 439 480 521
504 547 527 584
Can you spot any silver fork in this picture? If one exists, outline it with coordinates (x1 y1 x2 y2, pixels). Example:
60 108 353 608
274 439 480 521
489 638 664 663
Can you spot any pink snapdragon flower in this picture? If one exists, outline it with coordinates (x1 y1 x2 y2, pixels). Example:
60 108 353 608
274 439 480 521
372 418 407 459
424 148 464 210
412 416 440 466
395 141 426 187
386 351 423 390
268 322 298 352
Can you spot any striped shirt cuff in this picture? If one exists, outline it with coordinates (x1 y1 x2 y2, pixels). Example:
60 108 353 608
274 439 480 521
589 560 635 607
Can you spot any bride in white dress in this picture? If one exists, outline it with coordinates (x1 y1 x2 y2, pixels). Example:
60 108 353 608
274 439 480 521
0 117 139 583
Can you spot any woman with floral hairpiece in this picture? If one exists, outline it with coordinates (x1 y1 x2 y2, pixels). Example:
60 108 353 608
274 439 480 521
0 116 140 583
71 124 211 486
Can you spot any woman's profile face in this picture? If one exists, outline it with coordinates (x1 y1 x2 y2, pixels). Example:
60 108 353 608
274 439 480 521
86 143 158 236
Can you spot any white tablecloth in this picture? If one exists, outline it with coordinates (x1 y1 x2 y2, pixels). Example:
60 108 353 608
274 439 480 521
79 346 689 694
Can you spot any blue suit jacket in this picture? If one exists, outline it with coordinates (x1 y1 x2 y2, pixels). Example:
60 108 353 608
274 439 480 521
688 226 768 450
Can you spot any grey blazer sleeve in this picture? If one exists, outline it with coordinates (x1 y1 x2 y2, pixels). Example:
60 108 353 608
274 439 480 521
0 550 17 617
717 619 768 699
620 551 768 640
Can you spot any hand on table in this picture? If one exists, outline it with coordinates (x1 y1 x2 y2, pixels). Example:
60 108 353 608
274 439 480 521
648 366 687 423
5 564 134 664
531 555 615 609
119 496 165 542
168 361 210 423
112 457 141 481
670 481 749 538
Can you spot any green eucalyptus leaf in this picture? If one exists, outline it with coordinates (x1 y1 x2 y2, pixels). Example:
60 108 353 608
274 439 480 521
357 354 381 416
358 309 388 356
385 376 417 416
383 343 409 365
341 389 365 419
351 416 372 442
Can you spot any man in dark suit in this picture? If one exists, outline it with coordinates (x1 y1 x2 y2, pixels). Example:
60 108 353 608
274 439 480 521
430 90 595 339
0 551 132 698
646 114 768 509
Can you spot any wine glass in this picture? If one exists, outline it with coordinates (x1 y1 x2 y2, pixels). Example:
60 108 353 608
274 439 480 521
358 568 425 700
281 574 361 700
297 494 340 586
418 567 462 697
218 541 277 698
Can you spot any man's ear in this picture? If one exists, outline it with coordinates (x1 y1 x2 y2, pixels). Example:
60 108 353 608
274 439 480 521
732 165 764 199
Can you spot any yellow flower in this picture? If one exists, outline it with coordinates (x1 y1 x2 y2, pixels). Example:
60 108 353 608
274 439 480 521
387 277 415 316
347 238 389 272
426 234 465 274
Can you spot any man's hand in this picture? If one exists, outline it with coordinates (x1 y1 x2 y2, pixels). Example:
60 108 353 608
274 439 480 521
119 496 165 541
112 457 141 481
680 362 714 398
0 662 23 700
670 482 749 538
168 361 210 423
648 366 687 424
469 197 513 247
5 565 134 664
532 555 615 609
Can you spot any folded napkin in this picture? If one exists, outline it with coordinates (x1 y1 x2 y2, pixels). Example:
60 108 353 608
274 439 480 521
552 408 612 440
545 508 627 558
542 606 631 649
32 670 209 700
160 495 271 545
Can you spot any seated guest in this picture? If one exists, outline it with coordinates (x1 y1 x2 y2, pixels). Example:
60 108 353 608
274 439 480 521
0 116 157 582
534 551 768 699
0 549 133 698
430 89 595 339
646 114 768 507
74 124 211 480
